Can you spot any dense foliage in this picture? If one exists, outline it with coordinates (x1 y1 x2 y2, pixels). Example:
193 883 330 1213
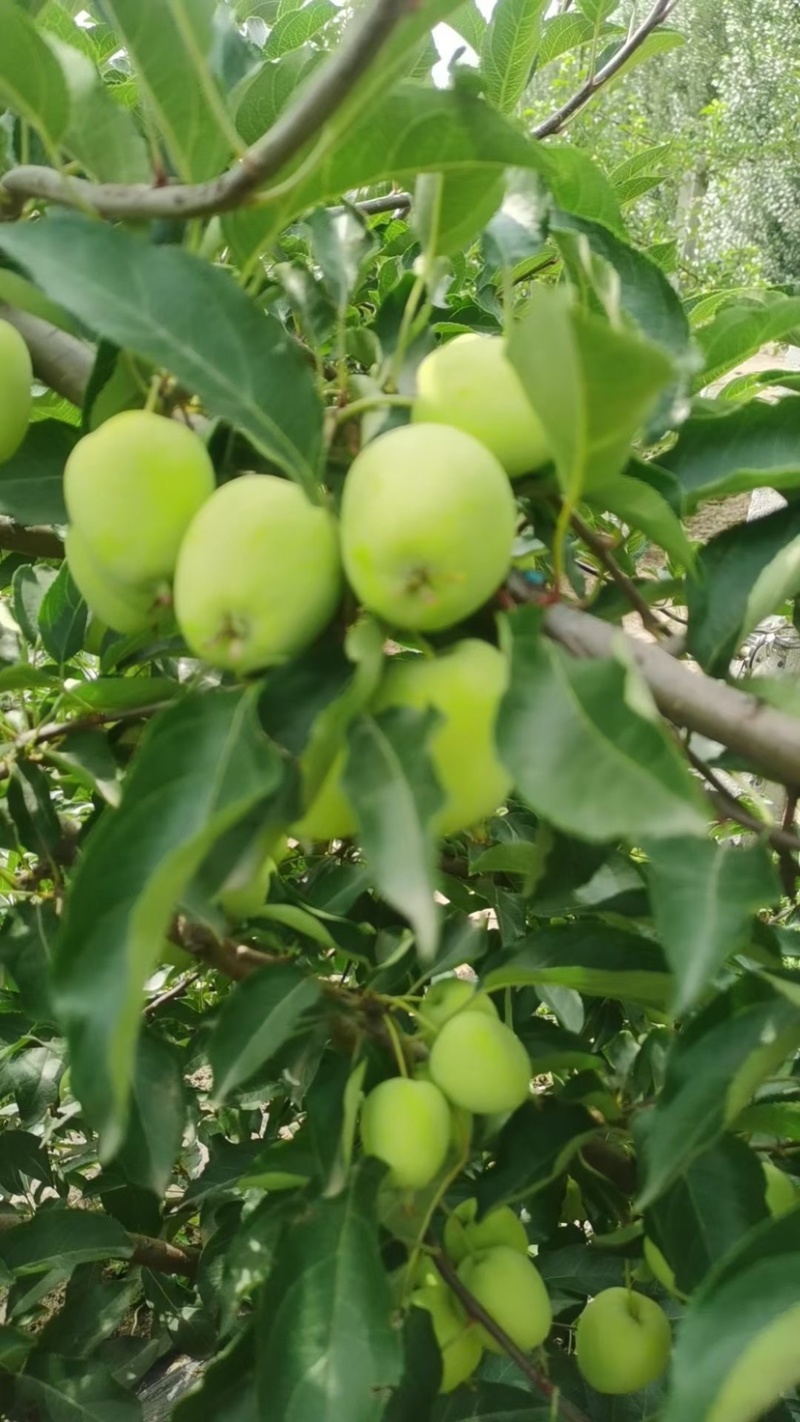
0 2 799 1420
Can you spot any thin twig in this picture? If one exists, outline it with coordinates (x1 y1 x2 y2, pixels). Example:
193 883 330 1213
778 790 800 899
570 510 667 638
684 745 800 856
533 0 679 139
0 0 414 222
432 1244 589 1422
144 970 200 1019
17 700 173 750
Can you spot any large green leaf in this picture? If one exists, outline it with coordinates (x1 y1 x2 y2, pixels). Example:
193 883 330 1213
481 0 547 113
255 1165 403 1422
536 12 597 66
104 0 233 181
15 1355 143 1422
659 398 800 511
485 922 673 1010
686 501 800 676
266 0 336 58
53 688 284 1152
0 214 323 491
0 1210 132 1277
45 37 150 183
343 709 443 963
662 1212 800 1422
209 965 322 1104
585 472 695 567
695 295 800 389
497 607 706 844
507 286 675 503
38 563 87 666
113 1031 186 1197
645 838 780 1015
0 0 70 151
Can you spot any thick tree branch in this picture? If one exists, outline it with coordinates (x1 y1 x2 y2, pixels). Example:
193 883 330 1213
533 0 679 139
542 601 800 788
129 1232 199 1279
0 0 414 223
0 519 63 559
0 303 92 408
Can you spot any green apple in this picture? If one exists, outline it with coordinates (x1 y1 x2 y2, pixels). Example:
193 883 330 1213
420 977 498 1038
429 1011 530 1115
444 1198 528 1265
66 527 166 635
575 1287 671 1394
763 1160 799 1217
458 1245 551 1353
64 410 215 586
413 334 551 479
340 423 516 631
411 1283 483 1393
174 473 342 674
360 1077 451 1189
704 1301 800 1422
0 319 32 465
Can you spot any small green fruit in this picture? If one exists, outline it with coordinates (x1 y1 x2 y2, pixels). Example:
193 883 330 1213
458 1245 551 1353
0 319 32 465
66 527 166 635
413 334 550 478
64 410 215 586
763 1160 799 1218
411 1283 483 1393
340 423 516 631
444 1198 528 1265
361 1077 451 1190
421 978 498 1038
575 1287 671 1395
174 474 342 674
429 1011 530 1115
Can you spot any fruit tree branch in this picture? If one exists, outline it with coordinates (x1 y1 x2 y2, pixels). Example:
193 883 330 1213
0 519 63 560
533 0 679 139
0 0 414 223
129 1232 199 1279
570 510 668 638
0 303 93 409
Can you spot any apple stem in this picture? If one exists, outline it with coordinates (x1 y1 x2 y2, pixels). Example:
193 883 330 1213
383 1014 409 1078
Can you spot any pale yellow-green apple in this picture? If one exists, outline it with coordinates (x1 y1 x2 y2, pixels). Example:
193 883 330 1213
704 1302 800 1422
458 1245 551 1352
64 410 215 586
444 1198 528 1265
294 639 512 841
430 1010 530 1116
0 319 32 465
575 1287 671 1394
413 334 551 479
340 423 516 631
360 1077 451 1189
419 977 498 1039
174 474 342 674
66 527 165 635
411 1283 483 1392
763 1160 799 1217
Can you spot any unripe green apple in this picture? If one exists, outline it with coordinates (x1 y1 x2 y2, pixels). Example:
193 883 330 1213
413 334 551 479
458 1245 551 1353
66 527 166 635
575 1287 671 1395
174 474 342 674
64 410 215 586
420 977 498 1038
0 319 32 465
429 1011 530 1115
704 1301 800 1422
763 1160 799 1217
340 423 516 631
444 1198 528 1265
360 1077 451 1190
294 639 512 841
411 1283 483 1393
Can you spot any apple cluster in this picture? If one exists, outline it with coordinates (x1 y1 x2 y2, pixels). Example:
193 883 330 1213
0 319 33 466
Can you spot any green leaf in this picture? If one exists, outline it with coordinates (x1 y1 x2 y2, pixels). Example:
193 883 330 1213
266 0 336 57
45 37 150 183
686 501 800 676
481 0 547 113
585 472 695 567
0 1210 132 1277
660 398 800 511
305 205 378 315
53 687 284 1153
507 286 674 503
448 1 488 54
104 0 233 181
737 1101 800 1141
485 922 672 1010
0 1131 53 1194
610 143 673 204
435 1385 551 1420
235 48 321 143
516 1017 599 1073
15 1354 142 1422
476 1098 596 1212
113 1031 186 1196
13 564 57 645
173 1330 257 1421
695 295 800 389
38 563 87 666
645 838 780 1015
344 709 444 963
645 1136 769 1296
536 12 597 66
661 1212 800 1422
0 214 323 493
0 1041 66 1126
0 420 74 527
0 0 70 151
255 1164 403 1422
636 988 800 1208
209 965 321 1104
497 606 706 844
8 761 62 860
